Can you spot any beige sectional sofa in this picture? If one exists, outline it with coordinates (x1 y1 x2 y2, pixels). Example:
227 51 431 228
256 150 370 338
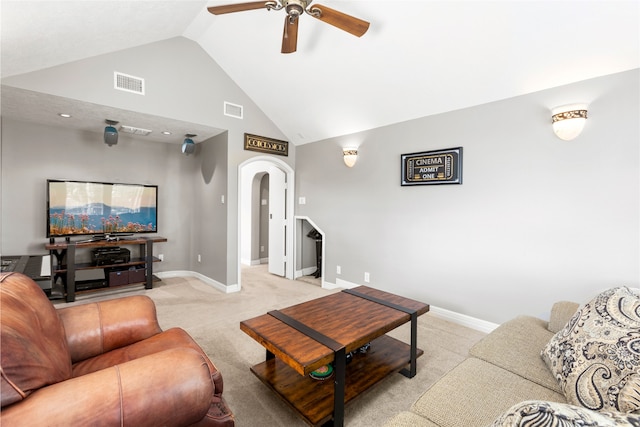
384 290 640 427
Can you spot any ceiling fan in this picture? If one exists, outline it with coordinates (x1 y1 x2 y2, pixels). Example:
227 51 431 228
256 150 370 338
207 0 370 54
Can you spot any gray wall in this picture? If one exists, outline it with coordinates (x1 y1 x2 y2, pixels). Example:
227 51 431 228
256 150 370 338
189 133 229 283
1 117 190 272
2 34 637 324
1 36 291 288
295 69 640 324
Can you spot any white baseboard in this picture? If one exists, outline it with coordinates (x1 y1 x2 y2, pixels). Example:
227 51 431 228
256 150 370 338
321 279 497 333
329 278 359 289
157 272 497 332
428 306 499 333
155 270 240 294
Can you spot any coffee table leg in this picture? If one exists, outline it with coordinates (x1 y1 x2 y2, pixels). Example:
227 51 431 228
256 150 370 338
333 347 346 427
400 311 418 378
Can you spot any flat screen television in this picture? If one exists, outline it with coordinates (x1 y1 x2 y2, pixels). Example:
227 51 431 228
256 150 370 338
47 179 158 238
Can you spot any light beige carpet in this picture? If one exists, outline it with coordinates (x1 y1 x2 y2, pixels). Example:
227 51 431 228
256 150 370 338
56 265 486 426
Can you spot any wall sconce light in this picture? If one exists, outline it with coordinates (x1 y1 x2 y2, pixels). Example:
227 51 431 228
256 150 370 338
343 148 358 167
182 134 196 155
104 119 119 146
551 104 588 141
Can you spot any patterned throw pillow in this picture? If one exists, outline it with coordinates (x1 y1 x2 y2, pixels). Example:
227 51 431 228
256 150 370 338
541 286 640 413
491 400 640 427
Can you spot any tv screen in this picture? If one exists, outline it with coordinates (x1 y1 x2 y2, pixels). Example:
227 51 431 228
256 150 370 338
47 179 158 237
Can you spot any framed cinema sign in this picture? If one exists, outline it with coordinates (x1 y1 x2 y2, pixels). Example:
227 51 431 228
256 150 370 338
244 133 289 157
401 147 463 186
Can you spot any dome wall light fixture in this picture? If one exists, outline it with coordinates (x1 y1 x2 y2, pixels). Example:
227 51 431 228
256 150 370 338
104 119 119 146
551 104 588 141
182 134 197 155
343 147 358 167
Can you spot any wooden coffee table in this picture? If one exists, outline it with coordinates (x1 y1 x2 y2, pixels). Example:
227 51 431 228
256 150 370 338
240 286 429 426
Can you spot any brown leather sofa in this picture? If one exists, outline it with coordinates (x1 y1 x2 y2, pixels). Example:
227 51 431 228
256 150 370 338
0 272 235 426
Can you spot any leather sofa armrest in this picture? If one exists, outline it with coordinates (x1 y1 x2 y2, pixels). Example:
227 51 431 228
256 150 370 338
0 348 213 426
57 295 163 363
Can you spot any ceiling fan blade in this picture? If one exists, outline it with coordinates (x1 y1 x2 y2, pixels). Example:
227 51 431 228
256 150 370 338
281 15 299 54
309 4 369 37
207 1 271 15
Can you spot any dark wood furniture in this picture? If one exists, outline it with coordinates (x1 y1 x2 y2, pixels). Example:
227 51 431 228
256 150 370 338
45 236 167 302
240 286 430 426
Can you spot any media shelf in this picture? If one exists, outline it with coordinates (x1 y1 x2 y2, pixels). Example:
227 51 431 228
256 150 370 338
45 236 167 302
249 335 424 426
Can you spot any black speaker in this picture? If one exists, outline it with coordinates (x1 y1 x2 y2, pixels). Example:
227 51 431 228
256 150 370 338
104 126 118 146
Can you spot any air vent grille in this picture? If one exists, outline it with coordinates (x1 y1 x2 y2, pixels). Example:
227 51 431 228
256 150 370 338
114 72 145 95
224 101 243 119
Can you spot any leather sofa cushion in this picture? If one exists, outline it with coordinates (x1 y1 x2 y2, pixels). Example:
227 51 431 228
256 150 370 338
72 327 225 396
57 295 162 363
0 347 214 426
0 273 72 407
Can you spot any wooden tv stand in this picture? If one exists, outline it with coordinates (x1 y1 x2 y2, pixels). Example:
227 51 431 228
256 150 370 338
45 236 167 302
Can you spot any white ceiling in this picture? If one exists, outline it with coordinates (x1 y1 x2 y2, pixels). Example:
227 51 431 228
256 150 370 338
2 0 639 145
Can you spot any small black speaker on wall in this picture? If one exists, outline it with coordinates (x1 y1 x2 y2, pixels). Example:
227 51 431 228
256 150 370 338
104 119 119 146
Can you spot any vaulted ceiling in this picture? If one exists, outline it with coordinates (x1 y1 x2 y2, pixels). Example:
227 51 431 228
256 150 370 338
2 1 639 145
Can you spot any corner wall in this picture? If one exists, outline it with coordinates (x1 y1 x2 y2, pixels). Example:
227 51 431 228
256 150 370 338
295 69 640 324
1 36 292 289
0 117 191 272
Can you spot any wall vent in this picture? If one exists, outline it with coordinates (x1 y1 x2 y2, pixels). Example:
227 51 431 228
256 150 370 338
114 72 145 95
224 101 243 119
120 125 152 136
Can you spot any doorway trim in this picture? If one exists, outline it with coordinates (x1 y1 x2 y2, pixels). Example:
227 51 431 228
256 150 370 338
237 156 295 291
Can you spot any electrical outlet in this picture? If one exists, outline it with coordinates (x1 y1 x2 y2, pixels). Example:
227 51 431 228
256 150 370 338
364 272 370 283
260 246 265 252
158 254 164 261
197 254 201 263
336 265 341 274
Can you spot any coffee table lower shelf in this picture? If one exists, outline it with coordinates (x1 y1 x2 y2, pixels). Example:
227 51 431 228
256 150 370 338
249 334 424 426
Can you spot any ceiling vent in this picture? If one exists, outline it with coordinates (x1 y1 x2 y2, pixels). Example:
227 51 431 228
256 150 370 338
114 71 145 95
224 101 243 119
120 125 152 136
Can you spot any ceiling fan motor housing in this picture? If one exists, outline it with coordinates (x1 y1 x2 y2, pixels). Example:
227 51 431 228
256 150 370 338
207 0 369 53
284 0 306 19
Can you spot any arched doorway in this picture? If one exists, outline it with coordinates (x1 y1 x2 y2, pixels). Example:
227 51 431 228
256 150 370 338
237 157 295 290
